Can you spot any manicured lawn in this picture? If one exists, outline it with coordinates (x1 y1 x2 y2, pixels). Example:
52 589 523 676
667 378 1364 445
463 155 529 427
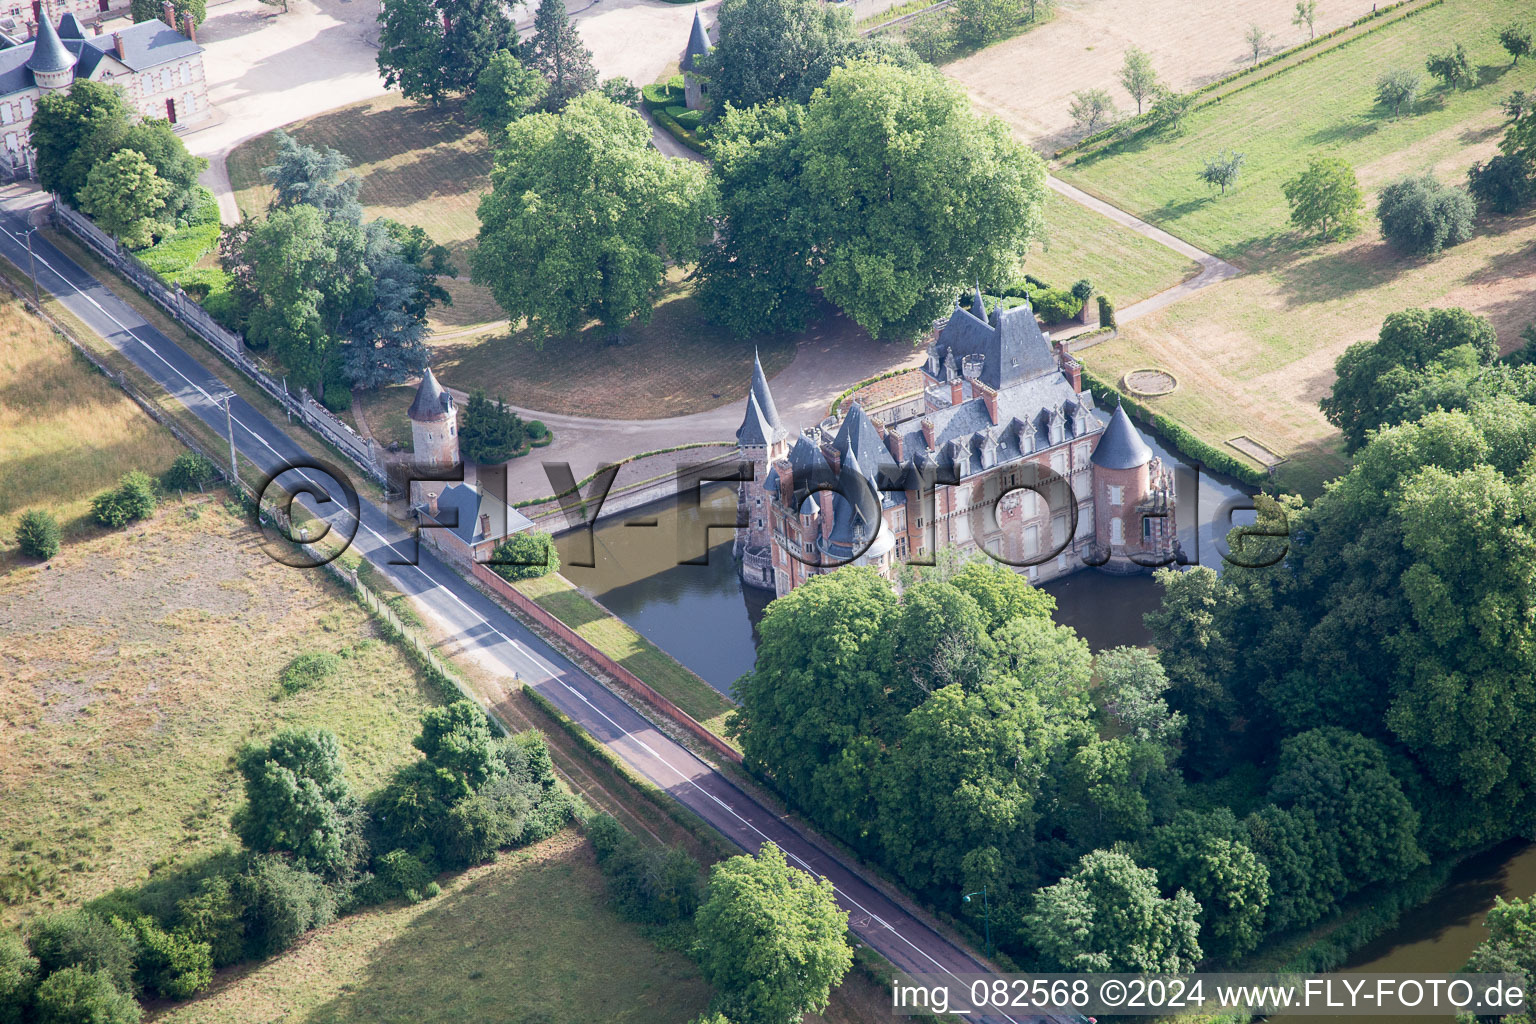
1053 0 1536 495
155 831 713 1024
0 501 441 925
514 573 739 742
1057 0 1536 262
1027 188 1201 306
0 297 183 549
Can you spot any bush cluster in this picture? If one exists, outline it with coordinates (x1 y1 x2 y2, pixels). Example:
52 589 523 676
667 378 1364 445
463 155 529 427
0 704 575 1021
587 814 703 925
161 452 219 493
277 651 343 697
91 471 158 528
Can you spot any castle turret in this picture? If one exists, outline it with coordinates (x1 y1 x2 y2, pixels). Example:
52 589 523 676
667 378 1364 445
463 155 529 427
681 9 711 111
27 15 76 92
735 349 786 589
1090 400 1174 571
408 368 458 470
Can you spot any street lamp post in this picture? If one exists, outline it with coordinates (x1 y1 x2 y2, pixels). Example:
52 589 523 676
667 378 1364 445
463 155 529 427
220 391 238 491
23 226 40 308
962 887 991 960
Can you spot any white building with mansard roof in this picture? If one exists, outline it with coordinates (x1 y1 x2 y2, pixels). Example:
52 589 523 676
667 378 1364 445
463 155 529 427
0 7 208 176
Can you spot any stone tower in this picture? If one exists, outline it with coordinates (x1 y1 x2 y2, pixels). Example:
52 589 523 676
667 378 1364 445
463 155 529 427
408 367 459 470
735 350 787 590
27 15 76 93
1089 400 1176 572
681 9 711 111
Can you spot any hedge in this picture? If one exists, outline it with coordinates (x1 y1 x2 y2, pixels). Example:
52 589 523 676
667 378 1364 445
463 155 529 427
1080 367 1268 487
651 107 708 155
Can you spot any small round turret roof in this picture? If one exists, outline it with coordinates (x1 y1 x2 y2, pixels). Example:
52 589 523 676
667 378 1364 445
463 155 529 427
1090 401 1154 470
407 368 451 422
27 17 77 75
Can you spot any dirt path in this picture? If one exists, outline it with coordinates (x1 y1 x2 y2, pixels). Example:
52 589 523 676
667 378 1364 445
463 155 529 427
1048 177 1240 338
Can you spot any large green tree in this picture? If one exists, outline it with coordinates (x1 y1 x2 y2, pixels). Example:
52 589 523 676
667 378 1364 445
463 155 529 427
733 568 901 844
233 728 356 875
694 843 852 1024
109 119 208 222
1282 157 1364 241
1376 172 1476 256
1142 810 1270 961
130 0 204 25
1027 849 1202 972
30 81 134 204
522 0 597 111
694 0 857 111
1321 306 1498 452
702 59 1047 340
78 150 174 249
378 0 515 103
467 49 548 135
471 93 715 341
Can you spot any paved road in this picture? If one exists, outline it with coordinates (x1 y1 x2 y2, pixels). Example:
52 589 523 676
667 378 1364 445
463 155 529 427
0 186 1071 1024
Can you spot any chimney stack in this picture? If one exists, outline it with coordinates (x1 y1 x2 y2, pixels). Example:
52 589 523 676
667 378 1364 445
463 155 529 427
425 491 439 517
920 417 936 450
949 378 965 406
181 12 195 41
162 0 175 24
885 428 904 463
112 31 125 59
479 513 491 538
982 389 998 425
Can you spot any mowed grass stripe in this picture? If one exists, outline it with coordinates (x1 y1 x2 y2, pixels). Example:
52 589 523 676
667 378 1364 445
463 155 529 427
1057 0 1536 262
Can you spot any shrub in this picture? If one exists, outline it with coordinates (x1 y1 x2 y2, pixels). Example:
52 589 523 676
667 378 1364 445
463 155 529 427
371 849 436 904
1029 286 1084 323
587 814 702 925
174 873 247 968
640 82 676 111
674 108 705 129
91 471 157 528
1071 279 1093 301
490 530 560 581
321 386 352 413
1097 295 1115 328
1425 42 1476 91
162 452 218 492
15 508 61 560
1376 172 1476 256
278 650 342 696
233 856 337 959
126 916 212 1000
1467 154 1533 215
31 967 140 1024
26 910 140 994
0 932 39 1024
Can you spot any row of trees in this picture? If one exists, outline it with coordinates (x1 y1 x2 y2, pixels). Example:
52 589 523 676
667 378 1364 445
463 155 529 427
30 81 207 249
0 701 573 1023
216 132 454 405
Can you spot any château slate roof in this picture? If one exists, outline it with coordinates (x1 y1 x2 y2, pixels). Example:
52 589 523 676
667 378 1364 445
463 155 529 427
1090 401 1154 470
408 368 452 422
737 349 786 446
930 294 1058 392
25 15 74 74
750 349 782 433
682 10 711 72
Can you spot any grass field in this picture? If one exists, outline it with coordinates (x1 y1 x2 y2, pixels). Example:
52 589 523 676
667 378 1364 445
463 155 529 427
0 297 183 550
1027 189 1201 306
156 830 713 1024
1057 0 1536 261
0 499 442 925
513 573 738 742
1052 0 1536 494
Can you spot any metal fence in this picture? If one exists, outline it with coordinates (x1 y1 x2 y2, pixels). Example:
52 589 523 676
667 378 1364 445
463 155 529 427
52 200 387 485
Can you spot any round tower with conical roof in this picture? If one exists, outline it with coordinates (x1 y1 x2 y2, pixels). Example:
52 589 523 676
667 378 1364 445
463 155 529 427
408 368 458 470
27 16 77 93
1089 400 1175 572
681 9 712 111
735 349 788 589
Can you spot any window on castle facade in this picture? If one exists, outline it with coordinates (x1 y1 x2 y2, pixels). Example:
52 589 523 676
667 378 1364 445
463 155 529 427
1108 484 1124 506
1052 515 1068 547
19 96 31 118
1051 452 1067 476
0 106 12 126
1143 516 1153 540
1110 517 1124 545
953 514 970 542
1024 524 1039 555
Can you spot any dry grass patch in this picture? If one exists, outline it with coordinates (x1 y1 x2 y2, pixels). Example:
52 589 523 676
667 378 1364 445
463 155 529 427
0 501 441 925
155 830 713 1024
0 297 182 548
